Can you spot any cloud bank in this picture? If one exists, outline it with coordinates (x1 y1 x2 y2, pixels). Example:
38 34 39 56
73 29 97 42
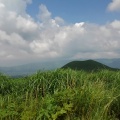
107 0 120 11
0 0 120 66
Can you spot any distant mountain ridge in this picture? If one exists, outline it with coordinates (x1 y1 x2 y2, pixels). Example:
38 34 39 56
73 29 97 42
95 58 120 69
0 58 120 76
0 60 69 77
61 60 119 71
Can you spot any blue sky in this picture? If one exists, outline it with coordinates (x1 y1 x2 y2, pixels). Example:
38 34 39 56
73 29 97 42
0 0 120 66
26 0 120 24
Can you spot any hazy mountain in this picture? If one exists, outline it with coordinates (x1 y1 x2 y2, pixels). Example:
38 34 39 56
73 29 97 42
95 58 120 69
0 58 120 77
0 60 69 77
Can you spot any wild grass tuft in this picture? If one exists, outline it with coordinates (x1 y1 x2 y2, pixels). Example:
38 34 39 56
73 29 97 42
0 69 120 120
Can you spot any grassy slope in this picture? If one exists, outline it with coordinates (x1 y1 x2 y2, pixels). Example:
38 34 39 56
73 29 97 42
0 69 120 120
62 60 119 71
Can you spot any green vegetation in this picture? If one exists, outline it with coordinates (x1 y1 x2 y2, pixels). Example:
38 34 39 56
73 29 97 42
0 69 120 120
62 60 119 71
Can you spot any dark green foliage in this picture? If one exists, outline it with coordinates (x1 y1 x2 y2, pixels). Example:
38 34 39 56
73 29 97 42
0 69 120 119
61 60 119 72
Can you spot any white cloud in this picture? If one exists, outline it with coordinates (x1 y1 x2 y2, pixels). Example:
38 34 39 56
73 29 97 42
16 15 38 33
0 30 27 47
38 4 51 22
30 41 50 54
0 0 120 66
0 0 32 15
55 17 65 25
110 20 120 29
0 2 5 8
107 0 120 11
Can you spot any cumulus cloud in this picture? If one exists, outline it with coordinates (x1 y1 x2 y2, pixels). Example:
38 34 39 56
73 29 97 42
110 20 120 29
107 0 120 11
38 4 51 22
0 0 120 66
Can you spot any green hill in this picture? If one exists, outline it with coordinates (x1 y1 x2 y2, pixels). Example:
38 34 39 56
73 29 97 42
61 59 119 71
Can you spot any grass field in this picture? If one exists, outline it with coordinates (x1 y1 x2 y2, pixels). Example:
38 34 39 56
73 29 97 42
0 69 120 120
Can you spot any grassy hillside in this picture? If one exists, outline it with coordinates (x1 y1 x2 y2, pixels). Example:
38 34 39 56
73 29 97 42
62 60 119 71
0 69 120 120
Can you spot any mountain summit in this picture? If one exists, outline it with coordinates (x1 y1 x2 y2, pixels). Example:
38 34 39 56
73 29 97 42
61 60 118 71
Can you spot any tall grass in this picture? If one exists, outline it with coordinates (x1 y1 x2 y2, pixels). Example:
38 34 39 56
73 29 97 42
0 69 120 120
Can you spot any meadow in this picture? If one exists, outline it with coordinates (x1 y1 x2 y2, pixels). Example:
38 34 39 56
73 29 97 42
0 69 120 120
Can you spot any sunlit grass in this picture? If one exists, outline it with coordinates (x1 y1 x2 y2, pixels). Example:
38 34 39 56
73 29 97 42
0 69 120 120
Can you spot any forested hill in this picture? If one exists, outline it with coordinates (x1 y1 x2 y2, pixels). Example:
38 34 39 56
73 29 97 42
61 60 119 71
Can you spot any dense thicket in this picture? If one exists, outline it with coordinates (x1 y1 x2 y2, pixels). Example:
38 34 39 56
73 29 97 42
0 69 120 120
